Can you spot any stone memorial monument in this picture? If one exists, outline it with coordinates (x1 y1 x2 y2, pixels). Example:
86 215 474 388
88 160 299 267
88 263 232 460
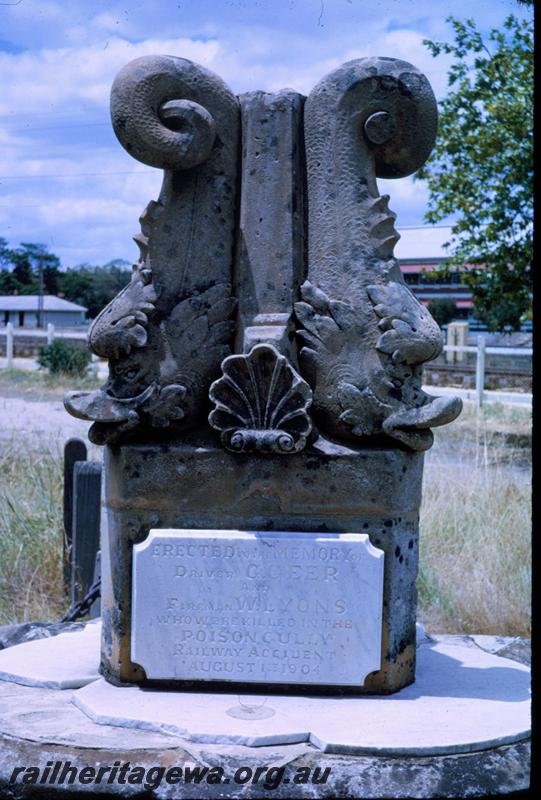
0 51 531 800
64 53 463 694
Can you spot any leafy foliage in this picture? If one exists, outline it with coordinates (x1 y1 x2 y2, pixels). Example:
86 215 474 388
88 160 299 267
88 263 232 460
60 261 131 318
0 240 61 295
427 298 458 326
0 237 131 319
417 14 533 331
38 340 90 377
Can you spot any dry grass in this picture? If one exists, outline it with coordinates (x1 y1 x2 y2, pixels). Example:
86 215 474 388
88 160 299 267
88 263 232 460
0 367 100 402
0 442 68 624
0 384 531 634
418 401 531 636
429 399 532 458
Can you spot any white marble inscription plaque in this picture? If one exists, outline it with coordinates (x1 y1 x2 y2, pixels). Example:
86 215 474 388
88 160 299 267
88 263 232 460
131 530 384 686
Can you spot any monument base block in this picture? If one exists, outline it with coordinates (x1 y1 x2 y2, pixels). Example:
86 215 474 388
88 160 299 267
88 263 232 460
101 434 424 693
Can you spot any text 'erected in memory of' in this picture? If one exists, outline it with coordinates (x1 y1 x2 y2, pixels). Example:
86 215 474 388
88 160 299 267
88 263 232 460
131 529 384 686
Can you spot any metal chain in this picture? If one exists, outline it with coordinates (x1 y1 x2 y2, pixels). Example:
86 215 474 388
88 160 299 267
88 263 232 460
60 577 101 623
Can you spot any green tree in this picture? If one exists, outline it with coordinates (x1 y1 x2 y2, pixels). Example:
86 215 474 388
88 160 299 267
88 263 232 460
7 242 61 295
0 239 131 317
0 270 22 295
59 261 131 318
416 13 533 331
427 298 458 327
0 237 11 269
59 269 94 308
0 238 23 294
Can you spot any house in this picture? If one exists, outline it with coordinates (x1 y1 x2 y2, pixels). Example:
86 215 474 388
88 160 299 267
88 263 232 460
0 295 87 327
395 227 473 319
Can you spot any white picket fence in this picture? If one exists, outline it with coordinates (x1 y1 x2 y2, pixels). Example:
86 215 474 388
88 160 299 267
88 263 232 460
0 323 89 370
0 325 533 407
442 338 532 406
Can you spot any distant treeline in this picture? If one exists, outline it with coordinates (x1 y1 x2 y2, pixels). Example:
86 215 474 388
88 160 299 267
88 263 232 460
0 238 131 319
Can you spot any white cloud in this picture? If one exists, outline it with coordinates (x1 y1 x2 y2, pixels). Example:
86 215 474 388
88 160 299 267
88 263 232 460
378 176 432 225
0 37 223 116
0 0 527 266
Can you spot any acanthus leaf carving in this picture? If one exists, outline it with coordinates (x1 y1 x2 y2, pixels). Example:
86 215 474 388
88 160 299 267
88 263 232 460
367 281 443 365
88 267 158 361
65 281 236 445
295 280 462 451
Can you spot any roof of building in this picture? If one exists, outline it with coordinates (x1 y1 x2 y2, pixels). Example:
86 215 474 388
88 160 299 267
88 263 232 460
0 295 87 312
395 226 453 261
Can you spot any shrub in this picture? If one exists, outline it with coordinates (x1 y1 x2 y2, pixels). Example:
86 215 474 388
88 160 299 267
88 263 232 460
38 340 90 377
427 297 458 326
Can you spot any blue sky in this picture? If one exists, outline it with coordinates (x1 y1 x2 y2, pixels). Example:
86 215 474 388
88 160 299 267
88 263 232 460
0 0 530 268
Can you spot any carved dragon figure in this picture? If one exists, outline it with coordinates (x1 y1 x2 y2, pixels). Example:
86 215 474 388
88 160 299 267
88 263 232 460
294 57 462 451
64 55 240 444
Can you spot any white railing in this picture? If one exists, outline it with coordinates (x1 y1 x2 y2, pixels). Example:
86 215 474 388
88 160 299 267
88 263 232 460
442 336 532 406
0 327 533 407
443 344 533 356
0 323 87 369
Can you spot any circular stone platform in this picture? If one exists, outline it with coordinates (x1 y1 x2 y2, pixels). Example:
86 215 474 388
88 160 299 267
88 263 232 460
0 624 531 798
71 637 530 755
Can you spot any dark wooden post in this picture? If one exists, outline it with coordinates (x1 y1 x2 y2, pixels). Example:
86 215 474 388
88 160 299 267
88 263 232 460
63 438 87 592
71 461 102 607
90 550 101 619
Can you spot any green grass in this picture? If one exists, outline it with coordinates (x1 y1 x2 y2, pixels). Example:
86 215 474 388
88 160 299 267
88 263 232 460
0 367 101 401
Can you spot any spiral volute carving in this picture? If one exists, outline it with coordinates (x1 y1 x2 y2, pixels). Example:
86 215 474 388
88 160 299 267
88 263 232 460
110 55 227 170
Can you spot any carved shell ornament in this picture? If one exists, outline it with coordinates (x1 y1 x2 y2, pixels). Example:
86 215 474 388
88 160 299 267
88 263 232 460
208 344 313 453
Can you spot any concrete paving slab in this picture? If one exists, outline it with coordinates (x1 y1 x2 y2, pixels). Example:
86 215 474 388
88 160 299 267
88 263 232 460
0 620 100 689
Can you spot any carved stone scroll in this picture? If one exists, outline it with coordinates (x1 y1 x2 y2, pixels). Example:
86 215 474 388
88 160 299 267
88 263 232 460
64 54 461 454
295 57 462 451
65 56 240 444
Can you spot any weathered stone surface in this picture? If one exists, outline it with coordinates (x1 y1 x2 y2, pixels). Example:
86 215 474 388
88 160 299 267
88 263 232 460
0 734 531 798
208 343 313 453
0 621 100 689
64 55 240 445
61 54 465 697
64 54 461 451
131 529 384 685
0 634 530 797
100 436 422 692
0 621 84 651
297 57 462 450
470 635 532 666
235 90 305 358
75 638 531 754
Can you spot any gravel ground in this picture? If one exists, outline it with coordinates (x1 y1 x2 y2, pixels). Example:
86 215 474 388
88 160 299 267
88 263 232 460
0 395 93 452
